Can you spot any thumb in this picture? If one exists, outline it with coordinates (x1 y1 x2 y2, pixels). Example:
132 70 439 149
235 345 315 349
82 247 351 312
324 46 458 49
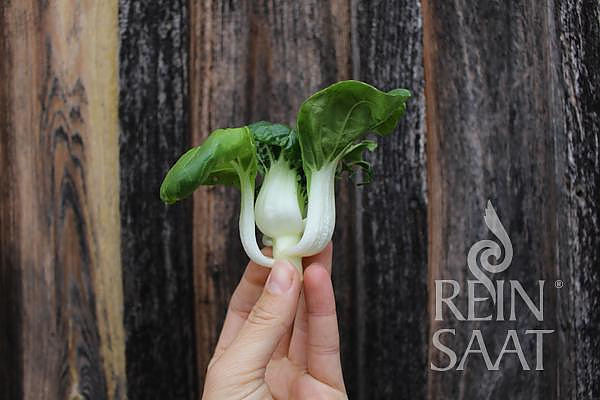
221 260 301 369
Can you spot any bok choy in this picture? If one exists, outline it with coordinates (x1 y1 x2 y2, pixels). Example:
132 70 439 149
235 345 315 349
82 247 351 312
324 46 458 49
160 80 410 273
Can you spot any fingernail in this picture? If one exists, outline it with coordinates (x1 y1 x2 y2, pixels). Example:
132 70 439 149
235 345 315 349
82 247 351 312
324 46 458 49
266 261 294 295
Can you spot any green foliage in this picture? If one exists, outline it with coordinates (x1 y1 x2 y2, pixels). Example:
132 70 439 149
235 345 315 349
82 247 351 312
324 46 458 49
158 80 410 267
295 80 410 175
248 121 302 174
159 127 256 204
338 140 378 185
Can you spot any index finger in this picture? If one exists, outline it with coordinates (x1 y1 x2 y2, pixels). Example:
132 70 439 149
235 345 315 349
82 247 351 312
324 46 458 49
212 249 272 359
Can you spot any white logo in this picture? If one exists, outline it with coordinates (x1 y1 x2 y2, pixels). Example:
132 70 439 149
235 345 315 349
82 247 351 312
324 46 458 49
430 201 554 372
467 201 513 303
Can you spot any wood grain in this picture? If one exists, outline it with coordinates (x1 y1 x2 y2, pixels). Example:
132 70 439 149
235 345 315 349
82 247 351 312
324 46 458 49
119 1 197 399
555 0 600 397
0 1 125 399
2 1 597 399
353 0 428 398
423 0 599 398
0 3 23 398
189 0 355 392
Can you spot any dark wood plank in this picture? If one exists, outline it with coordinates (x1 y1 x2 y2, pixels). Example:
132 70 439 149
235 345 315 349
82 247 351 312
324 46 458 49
353 1 428 398
119 1 197 399
0 1 125 399
555 0 600 398
0 4 24 399
189 2 254 384
423 0 599 398
189 0 355 392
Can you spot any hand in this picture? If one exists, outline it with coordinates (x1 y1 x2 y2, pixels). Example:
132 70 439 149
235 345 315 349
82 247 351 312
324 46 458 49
202 243 347 399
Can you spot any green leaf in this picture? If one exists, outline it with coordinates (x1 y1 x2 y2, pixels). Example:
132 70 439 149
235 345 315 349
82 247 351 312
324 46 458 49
160 127 256 204
248 121 297 151
338 140 377 185
248 121 301 174
341 139 378 162
296 80 410 173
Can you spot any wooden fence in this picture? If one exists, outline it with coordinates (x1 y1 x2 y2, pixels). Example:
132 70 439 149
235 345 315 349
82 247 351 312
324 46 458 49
1 1 598 399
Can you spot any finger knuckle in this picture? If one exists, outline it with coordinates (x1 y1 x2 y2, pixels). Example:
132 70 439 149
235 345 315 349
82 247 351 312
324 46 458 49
247 301 283 328
309 339 340 356
228 302 251 320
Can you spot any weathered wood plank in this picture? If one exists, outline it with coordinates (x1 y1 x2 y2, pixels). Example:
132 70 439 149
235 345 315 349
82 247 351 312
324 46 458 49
423 0 599 398
189 0 355 392
424 1 562 397
353 1 428 398
0 3 24 398
189 2 253 386
555 0 600 398
0 1 125 399
119 1 197 399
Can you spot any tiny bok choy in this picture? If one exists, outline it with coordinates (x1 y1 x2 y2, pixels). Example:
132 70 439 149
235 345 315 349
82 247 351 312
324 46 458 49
160 80 410 274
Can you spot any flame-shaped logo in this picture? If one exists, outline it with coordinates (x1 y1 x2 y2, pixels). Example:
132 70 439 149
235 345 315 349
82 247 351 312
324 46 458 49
467 200 513 303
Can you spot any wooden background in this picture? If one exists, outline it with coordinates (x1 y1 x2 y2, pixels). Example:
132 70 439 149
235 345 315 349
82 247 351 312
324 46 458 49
1 0 598 399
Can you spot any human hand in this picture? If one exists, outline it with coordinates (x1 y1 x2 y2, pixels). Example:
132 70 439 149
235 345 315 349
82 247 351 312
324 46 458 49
202 243 347 399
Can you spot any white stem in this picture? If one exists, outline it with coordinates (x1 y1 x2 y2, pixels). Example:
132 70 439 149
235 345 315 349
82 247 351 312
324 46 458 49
286 162 337 257
236 167 275 268
254 156 304 238
273 235 303 275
